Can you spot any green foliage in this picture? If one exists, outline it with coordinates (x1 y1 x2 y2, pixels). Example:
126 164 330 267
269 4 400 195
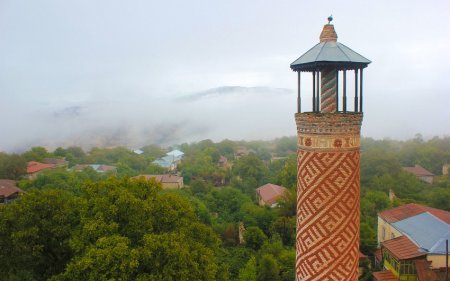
0 189 80 280
240 202 276 235
270 216 296 247
244 226 267 251
141 144 166 159
221 247 253 279
20 168 104 193
238 256 257 281
272 154 297 189
52 235 138 281
430 187 450 211
205 187 252 223
233 154 268 187
190 179 213 195
0 152 27 180
21 146 51 162
276 188 296 217
137 232 218 280
277 250 295 281
0 135 447 280
257 254 280 281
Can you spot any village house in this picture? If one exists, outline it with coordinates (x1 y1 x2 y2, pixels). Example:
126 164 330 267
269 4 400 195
255 183 288 207
72 164 117 174
26 161 56 180
234 147 255 159
373 203 450 281
132 174 184 189
43 158 69 167
218 155 230 168
0 180 24 203
402 164 435 184
152 149 184 171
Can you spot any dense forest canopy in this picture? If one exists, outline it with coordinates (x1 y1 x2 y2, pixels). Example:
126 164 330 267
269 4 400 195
0 135 448 280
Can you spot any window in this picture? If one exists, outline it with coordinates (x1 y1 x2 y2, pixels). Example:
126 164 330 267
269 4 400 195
382 226 386 240
391 233 395 239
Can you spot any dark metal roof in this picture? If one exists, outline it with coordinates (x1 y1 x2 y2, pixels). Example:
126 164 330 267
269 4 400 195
290 41 371 72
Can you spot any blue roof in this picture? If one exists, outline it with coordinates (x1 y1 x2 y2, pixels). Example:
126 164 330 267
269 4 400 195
166 149 184 157
392 212 450 255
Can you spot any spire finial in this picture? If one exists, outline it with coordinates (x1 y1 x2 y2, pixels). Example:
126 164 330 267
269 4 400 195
328 15 333 24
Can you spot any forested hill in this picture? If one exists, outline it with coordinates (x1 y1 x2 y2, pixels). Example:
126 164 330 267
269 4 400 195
0 136 448 280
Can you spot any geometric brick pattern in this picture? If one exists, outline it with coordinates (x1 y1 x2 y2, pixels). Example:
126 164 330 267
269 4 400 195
320 68 337 113
295 112 362 281
296 149 360 281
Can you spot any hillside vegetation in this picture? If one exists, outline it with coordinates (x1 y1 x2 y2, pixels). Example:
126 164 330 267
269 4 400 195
0 135 448 280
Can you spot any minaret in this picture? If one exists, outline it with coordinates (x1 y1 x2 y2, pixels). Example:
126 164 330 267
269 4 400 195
291 17 371 281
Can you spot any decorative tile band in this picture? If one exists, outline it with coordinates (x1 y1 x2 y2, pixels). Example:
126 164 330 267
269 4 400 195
295 112 363 136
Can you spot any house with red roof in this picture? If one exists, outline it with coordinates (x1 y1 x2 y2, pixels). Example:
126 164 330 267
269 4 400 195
402 164 434 184
0 180 24 203
26 161 56 180
132 174 184 189
373 203 449 281
256 183 287 207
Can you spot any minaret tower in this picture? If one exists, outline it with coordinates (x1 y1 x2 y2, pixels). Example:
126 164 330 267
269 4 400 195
291 17 370 281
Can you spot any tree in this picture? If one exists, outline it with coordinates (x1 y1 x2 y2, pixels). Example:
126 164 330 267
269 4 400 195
0 189 80 280
430 187 450 211
270 216 296 247
137 232 218 280
232 154 268 187
244 226 266 251
52 235 138 281
257 254 280 281
238 256 257 281
273 154 297 189
276 188 297 217
0 153 27 180
278 250 295 281
21 146 51 162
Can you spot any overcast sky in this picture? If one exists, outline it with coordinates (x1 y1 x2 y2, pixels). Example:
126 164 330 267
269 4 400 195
1 0 449 152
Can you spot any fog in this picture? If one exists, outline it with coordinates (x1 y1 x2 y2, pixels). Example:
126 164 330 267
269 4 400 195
1 0 449 152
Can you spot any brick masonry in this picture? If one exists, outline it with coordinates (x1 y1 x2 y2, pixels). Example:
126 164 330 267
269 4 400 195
295 112 363 281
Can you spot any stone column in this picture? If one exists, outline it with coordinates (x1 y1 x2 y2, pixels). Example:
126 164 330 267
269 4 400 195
295 112 363 281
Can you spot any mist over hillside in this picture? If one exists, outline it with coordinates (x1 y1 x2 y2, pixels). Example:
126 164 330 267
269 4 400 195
1 86 296 152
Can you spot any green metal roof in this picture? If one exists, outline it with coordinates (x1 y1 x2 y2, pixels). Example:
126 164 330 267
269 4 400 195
290 41 371 72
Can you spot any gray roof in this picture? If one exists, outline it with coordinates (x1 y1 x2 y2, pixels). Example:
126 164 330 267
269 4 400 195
392 212 450 255
290 41 371 72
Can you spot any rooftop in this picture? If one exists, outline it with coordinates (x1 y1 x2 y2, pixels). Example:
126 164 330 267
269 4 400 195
373 270 399 281
379 203 450 224
256 183 287 206
72 164 116 173
392 212 450 254
381 236 427 260
0 180 24 198
290 21 370 72
166 149 184 158
402 165 434 177
132 174 183 184
27 161 56 174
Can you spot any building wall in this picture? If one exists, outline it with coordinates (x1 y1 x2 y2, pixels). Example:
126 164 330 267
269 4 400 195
295 113 363 281
161 180 183 189
419 176 433 184
427 254 449 269
377 217 403 244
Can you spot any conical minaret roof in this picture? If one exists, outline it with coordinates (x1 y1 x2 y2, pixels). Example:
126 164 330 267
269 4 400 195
291 19 371 72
